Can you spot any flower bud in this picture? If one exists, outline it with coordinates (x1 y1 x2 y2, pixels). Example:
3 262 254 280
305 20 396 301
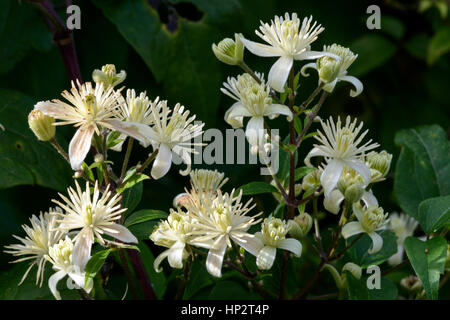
302 169 321 192
366 150 392 183
92 64 126 88
261 217 287 247
400 275 422 293
28 109 55 141
344 183 364 203
317 56 340 84
212 33 244 66
74 170 83 178
287 213 313 239
94 154 104 163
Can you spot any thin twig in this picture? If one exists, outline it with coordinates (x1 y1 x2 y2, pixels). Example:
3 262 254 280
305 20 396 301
121 138 134 180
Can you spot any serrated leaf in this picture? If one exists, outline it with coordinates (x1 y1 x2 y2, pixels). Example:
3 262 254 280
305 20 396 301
404 236 447 300
125 209 168 228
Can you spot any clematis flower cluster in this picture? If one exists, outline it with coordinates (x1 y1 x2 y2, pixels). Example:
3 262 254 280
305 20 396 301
4 181 137 300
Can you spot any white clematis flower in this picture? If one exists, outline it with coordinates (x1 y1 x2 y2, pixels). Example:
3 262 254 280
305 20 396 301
240 13 339 92
44 236 92 300
221 73 292 151
150 208 192 271
305 116 379 196
301 44 363 97
143 101 204 180
387 213 418 266
188 190 263 277
110 89 157 151
173 169 229 208
255 217 302 270
341 202 389 254
4 208 64 287
52 181 137 268
35 81 153 170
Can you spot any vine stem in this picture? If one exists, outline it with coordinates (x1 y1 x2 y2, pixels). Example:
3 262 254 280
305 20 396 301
136 149 159 174
28 0 82 82
120 138 134 180
287 66 296 219
117 248 139 299
294 91 328 148
296 82 324 115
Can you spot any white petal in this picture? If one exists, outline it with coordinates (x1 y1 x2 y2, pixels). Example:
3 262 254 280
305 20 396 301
167 241 185 269
340 75 363 97
263 104 293 121
151 144 173 180
224 102 247 129
153 249 171 272
240 37 283 57
68 126 95 171
368 231 383 254
256 246 277 270
362 190 378 208
232 233 264 257
300 62 317 77
72 232 93 270
245 116 265 147
322 79 338 93
35 101 68 118
268 56 293 92
278 238 302 257
344 159 371 187
48 270 66 300
294 50 340 61
304 147 330 167
105 119 156 148
324 189 345 214
321 159 345 196
341 221 364 239
206 236 227 278
103 223 138 244
388 245 404 266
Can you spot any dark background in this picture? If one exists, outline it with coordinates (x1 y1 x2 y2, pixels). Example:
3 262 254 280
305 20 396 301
0 0 449 298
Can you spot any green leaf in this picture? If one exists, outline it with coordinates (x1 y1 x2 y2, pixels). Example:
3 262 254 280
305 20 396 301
404 236 447 300
208 280 261 300
116 172 150 193
0 88 72 191
136 242 166 299
121 181 144 218
428 26 450 64
405 33 429 60
92 0 243 125
394 125 450 219
85 249 114 288
346 230 398 268
106 131 122 149
183 260 214 299
418 195 450 234
0 1 52 74
235 181 278 196
125 209 168 228
381 15 405 39
127 220 160 240
294 166 314 182
349 34 396 76
346 272 398 300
